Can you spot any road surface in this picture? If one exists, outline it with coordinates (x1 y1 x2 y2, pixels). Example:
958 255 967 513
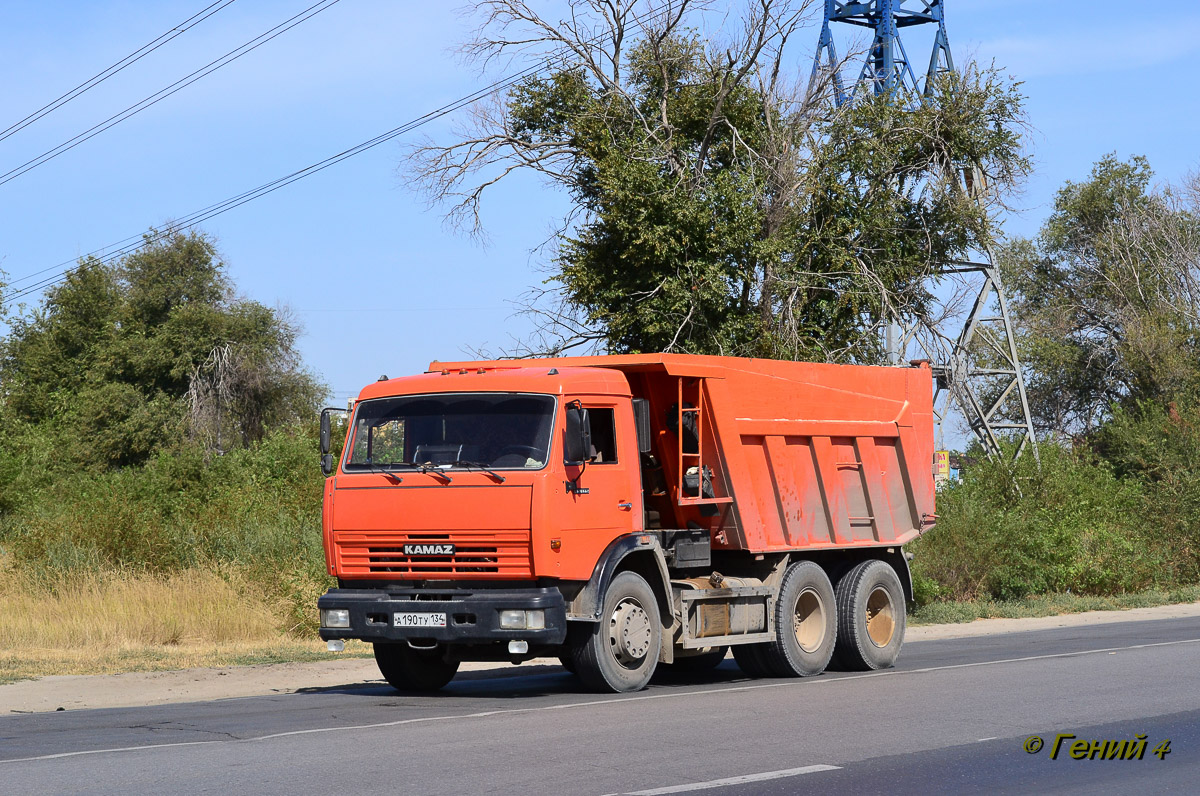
2 616 1198 794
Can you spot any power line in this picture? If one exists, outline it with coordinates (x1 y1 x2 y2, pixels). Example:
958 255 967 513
0 0 341 189
0 0 238 145
1 1 673 306
2 58 547 304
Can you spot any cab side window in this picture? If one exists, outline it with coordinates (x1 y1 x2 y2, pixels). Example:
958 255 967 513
587 408 618 464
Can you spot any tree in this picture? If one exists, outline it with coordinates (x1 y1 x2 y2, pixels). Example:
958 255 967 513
0 229 323 467
1001 156 1200 438
409 0 1029 361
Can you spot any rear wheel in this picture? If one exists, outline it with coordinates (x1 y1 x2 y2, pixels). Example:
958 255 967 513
832 560 906 671
570 571 662 693
756 560 837 677
373 643 459 692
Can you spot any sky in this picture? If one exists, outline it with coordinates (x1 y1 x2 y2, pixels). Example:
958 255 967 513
0 0 1197 408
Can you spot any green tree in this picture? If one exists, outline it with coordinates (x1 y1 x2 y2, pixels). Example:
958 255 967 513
1001 156 1200 437
0 229 323 468
410 0 1029 361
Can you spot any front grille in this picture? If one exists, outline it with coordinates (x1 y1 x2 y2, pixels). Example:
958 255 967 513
335 530 533 579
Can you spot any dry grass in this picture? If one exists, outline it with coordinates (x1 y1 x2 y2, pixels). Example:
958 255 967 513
0 566 369 684
0 567 278 649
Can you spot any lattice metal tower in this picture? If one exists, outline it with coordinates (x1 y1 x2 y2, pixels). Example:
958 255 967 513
810 1 953 106
809 1 1038 465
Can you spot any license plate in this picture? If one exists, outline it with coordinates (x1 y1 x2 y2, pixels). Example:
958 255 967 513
393 612 447 628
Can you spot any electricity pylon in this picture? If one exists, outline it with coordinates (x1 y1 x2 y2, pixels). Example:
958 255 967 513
809 0 1038 465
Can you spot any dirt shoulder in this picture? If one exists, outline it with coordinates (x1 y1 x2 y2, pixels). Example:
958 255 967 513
5 601 1200 714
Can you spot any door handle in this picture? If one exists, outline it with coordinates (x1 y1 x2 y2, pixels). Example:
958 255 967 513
618 502 633 510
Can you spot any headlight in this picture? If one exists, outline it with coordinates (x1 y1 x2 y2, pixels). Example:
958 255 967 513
499 609 545 630
321 608 350 628
499 609 526 629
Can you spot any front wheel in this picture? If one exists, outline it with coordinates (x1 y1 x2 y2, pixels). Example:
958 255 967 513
373 643 460 692
570 571 662 693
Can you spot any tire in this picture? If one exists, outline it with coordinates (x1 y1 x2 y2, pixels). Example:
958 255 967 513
664 646 728 672
570 571 662 693
756 560 837 677
373 643 460 691
557 655 577 674
732 643 775 678
832 559 906 671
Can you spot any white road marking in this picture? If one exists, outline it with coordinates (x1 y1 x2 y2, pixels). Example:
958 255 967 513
977 737 998 742
4 636 1199 765
1 740 220 762
621 765 842 795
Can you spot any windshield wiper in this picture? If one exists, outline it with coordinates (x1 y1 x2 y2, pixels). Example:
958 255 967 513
455 460 506 483
364 460 403 482
414 462 453 483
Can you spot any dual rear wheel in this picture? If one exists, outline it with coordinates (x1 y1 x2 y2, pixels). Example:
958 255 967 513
732 558 905 679
832 559 905 671
733 560 836 677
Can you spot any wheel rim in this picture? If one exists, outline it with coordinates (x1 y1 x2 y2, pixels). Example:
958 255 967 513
865 586 895 647
609 598 652 668
792 587 826 653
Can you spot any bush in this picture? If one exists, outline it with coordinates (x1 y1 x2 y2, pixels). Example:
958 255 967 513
911 443 1161 601
0 424 330 635
1095 400 1200 585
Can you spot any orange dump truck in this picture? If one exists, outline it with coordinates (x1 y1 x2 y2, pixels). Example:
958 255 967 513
317 354 936 693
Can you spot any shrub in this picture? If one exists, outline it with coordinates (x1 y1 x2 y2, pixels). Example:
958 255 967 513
911 442 1160 601
1095 400 1200 584
0 424 330 635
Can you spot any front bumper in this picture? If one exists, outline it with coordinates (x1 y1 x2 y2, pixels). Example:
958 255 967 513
317 586 569 645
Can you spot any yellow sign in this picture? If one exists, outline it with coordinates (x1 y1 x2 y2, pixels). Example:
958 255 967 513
934 450 950 476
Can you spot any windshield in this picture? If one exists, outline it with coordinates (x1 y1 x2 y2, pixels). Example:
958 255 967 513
343 393 555 471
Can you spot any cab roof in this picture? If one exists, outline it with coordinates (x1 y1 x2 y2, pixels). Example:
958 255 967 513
356 365 631 402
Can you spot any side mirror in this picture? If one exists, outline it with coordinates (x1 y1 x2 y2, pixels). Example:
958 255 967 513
320 410 332 456
320 407 347 477
564 402 592 466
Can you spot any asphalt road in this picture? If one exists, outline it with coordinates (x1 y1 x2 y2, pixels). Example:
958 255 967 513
3 617 1199 795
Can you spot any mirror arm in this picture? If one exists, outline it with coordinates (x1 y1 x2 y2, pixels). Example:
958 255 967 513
565 459 588 494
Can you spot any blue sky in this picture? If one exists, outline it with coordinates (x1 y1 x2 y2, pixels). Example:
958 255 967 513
0 1 1197 405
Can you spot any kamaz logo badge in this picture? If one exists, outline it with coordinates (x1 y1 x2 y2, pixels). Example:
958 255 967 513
403 543 455 556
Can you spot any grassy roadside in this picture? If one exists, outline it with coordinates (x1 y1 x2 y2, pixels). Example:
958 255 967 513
0 567 370 686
